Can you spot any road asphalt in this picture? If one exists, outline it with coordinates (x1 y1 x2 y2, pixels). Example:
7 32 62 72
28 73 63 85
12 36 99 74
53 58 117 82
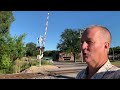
48 61 87 79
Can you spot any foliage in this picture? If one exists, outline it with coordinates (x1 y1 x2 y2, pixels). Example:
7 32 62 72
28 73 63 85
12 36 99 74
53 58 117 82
0 11 27 73
0 11 14 36
57 29 81 62
13 57 39 73
4 34 26 61
26 42 39 56
44 50 59 57
109 46 120 55
41 60 53 65
12 34 26 60
0 54 12 69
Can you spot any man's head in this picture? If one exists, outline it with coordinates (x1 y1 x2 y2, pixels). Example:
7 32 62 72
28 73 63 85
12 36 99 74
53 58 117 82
81 25 112 67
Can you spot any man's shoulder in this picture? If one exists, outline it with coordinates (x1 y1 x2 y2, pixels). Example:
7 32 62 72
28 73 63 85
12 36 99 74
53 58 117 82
76 69 86 79
103 67 120 79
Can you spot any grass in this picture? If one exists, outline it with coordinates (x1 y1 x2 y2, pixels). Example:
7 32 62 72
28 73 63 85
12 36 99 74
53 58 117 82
110 60 120 67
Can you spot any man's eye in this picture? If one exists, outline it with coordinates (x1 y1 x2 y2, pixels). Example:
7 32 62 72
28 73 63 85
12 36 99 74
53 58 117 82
81 41 94 45
86 41 92 44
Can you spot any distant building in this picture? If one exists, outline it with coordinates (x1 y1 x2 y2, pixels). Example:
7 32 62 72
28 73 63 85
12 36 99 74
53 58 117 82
53 30 84 62
52 51 81 62
58 52 74 61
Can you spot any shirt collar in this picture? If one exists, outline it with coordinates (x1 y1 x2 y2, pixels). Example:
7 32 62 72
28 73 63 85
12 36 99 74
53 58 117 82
91 60 113 79
84 60 113 79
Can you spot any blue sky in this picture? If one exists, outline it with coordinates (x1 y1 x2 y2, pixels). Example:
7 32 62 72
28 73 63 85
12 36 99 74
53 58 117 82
10 11 120 51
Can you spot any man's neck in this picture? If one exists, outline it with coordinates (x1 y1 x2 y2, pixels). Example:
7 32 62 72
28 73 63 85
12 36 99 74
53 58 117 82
87 58 108 79
87 66 99 79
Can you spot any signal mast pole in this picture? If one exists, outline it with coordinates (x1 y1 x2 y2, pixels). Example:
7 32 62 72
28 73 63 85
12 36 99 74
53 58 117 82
37 12 50 66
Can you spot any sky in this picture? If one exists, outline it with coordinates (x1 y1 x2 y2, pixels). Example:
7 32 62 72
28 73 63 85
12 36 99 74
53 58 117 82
10 11 120 51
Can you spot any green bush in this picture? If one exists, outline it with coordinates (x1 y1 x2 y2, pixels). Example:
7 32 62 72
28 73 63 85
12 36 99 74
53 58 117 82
0 68 13 74
0 54 12 69
29 59 39 66
41 60 53 65
20 63 30 72
0 56 53 74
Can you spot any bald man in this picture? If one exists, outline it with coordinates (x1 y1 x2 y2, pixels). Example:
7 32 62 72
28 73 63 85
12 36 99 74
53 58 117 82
76 25 120 79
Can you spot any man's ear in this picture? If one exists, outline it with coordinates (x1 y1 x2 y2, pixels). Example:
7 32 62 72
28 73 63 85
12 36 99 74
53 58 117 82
104 42 110 52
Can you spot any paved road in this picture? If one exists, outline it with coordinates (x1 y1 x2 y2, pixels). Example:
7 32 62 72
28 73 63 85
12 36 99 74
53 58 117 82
48 61 87 79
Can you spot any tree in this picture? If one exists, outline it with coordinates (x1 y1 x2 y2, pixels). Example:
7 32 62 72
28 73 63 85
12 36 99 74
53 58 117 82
0 11 14 36
0 11 15 71
0 11 27 73
0 11 15 60
57 29 81 62
10 34 26 60
26 42 38 56
109 46 120 55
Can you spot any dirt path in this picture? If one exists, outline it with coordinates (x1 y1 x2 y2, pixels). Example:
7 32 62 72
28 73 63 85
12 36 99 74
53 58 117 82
0 65 59 79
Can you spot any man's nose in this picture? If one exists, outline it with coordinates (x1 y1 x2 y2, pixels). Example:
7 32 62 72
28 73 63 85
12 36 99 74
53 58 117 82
81 42 88 50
